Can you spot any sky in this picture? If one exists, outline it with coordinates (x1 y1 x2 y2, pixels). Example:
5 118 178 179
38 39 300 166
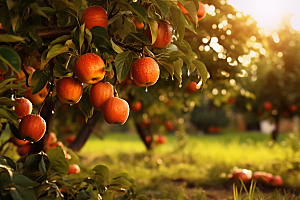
227 0 300 32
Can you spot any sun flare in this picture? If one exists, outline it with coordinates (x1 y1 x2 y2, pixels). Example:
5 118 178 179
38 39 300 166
227 0 300 33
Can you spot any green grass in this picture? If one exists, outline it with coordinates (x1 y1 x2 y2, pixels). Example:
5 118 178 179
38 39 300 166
78 131 300 199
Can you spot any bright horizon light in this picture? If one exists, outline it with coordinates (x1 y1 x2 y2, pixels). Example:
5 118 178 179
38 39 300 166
227 0 300 34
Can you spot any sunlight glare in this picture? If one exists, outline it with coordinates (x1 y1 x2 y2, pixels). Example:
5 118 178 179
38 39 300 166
228 0 300 32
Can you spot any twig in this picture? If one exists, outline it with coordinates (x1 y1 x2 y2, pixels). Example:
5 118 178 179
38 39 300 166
38 61 55 115
112 66 118 97
108 2 118 20
21 66 31 88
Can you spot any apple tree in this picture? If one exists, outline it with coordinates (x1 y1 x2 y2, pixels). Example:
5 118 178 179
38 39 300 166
233 19 300 141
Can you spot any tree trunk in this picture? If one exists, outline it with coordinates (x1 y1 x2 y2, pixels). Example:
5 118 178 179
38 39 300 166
68 110 102 152
271 115 280 141
29 99 56 154
134 121 152 151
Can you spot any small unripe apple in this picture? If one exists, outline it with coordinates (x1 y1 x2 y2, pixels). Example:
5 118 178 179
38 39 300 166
14 97 33 119
90 82 114 110
102 97 130 125
132 17 144 29
144 20 173 49
131 57 160 87
56 77 83 104
74 53 105 84
81 6 108 30
19 114 46 142
68 164 80 175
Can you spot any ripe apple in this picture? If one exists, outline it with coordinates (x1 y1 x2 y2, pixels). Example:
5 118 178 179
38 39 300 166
263 101 272 111
132 17 144 30
17 143 31 156
102 97 130 124
290 104 297 112
131 57 160 87
68 164 80 175
19 114 46 142
156 135 167 145
130 101 142 112
271 175 283 186
23 84 48 105
261 172 273 184
74 53 105 84
0 68 3 82
90 82 114 110
186 82 200 93
144 20 173 49
56 77 83 104
177 2 206 21
252 171 263 180
12 136 29 147
232 171 251 182
81 6 108 30
14 97 33 119
165 120 174 131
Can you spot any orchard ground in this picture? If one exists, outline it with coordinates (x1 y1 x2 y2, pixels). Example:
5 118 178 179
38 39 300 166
7 130 300 199
80 131 300 199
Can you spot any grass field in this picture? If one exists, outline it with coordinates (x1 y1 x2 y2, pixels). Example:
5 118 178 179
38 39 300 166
78 131 300 199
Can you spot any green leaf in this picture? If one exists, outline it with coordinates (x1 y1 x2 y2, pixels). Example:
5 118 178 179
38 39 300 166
111 39 123 53
30 70 49 94
72 24 85 55
0 106 20 122
115 52 133 82
12 174 39 188
181 0 198 25
0 34 26 43
79 86 94 121
93 165 109 186
128 33 151 45
49 35 72 48
127 3 147 24
90 26 111 49
0 46 21 73
152 0 170 18
147 17 158 45
8 120 23 140
39 156 47 174
1 155 16 170
42 44 69 68
13 187 37 200
52 0 79 17
191 60 208 90
47 147 69 176
0 97 18 106
53 64 69 77
18 0 38 17
138 195 149 200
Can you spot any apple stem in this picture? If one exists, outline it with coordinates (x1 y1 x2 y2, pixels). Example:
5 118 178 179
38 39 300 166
142 44 145 58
